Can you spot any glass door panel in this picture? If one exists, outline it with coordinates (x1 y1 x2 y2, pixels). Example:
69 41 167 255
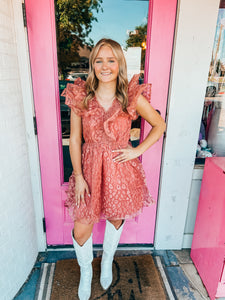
54 0 149 181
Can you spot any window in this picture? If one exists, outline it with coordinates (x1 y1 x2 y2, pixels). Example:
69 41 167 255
196 0 225 164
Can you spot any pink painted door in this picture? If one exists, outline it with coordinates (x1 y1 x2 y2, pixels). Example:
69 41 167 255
25 0 177 245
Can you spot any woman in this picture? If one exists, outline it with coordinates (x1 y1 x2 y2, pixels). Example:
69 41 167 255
62 38 166 300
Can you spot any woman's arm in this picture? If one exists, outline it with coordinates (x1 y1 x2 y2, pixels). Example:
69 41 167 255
135 94 166 155
69 110 83 175
113 95 166 163
69 110 90 206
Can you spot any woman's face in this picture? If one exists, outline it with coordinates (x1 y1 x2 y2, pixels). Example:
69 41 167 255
93 45 119 84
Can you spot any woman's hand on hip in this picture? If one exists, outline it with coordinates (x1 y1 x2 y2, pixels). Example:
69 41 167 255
112 145 141 163
75 175 90 207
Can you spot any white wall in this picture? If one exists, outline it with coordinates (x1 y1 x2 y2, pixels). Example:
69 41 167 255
155 0 220 249
0 0 43 299
12 0 46 251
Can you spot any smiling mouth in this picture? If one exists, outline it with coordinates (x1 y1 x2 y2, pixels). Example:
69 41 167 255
101 72 112 76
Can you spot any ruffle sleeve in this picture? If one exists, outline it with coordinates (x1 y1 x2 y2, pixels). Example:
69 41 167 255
61 77 87 116
127 74 152 120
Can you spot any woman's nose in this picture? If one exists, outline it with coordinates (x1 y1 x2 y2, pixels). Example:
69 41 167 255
102 61 108 69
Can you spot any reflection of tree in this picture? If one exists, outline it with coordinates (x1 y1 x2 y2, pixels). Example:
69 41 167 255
55 0 103 78
125 23 147 70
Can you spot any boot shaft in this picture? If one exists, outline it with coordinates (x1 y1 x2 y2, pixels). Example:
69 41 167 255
72 231 93 266
103 220 125 253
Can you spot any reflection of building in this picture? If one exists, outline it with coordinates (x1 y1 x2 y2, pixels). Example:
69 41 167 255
126 29 139 36
71 45 91 70
78 44 91 59
124 47 142 80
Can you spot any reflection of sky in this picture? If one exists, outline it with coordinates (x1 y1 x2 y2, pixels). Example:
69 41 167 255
213 9 225 63
88 0 149 48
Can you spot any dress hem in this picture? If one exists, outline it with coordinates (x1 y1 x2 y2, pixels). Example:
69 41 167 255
65 198 156 225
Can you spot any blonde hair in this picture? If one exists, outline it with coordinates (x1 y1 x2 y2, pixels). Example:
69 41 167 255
84 38 128 112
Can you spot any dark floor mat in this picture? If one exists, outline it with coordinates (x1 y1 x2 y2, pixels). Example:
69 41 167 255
50 254 166 300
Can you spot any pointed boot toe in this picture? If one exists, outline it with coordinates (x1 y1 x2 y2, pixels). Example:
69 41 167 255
100 258 113 290
78 288 91 300
100 276 112 290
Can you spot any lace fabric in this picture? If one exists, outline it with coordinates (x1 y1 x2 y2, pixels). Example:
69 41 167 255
61 77 86 116
63 75 154 224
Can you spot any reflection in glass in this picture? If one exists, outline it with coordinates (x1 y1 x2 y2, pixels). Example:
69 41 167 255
55 0 149 181
196 0 225 164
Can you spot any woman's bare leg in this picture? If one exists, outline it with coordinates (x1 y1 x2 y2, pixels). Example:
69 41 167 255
73 221 94 246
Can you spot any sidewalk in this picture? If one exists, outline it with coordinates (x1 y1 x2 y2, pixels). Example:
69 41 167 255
13 248 209 300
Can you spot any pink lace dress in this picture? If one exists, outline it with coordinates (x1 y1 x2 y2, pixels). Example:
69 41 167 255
62 74 155 224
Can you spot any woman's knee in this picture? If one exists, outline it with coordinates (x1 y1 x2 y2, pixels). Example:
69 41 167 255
108 219 123 230
73 222 93 246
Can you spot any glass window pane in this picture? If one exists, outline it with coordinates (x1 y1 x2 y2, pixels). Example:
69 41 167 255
55 0 149 181
196 0 225 164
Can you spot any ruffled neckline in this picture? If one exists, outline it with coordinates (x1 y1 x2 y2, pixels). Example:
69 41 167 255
93 96 118 114
63 74 151 119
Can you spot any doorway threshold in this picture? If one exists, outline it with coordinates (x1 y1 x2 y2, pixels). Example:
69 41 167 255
47 243 154 252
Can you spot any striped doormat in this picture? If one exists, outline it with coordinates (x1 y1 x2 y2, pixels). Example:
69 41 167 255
35 255 169 300
34 263 55 300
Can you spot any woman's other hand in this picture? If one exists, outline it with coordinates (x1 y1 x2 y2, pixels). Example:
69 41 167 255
112 145 141 163
75 175 90 207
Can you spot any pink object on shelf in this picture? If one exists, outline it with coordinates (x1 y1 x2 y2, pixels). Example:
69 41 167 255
191 157 225 300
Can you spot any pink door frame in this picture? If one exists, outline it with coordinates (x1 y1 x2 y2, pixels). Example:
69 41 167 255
25 0 177 245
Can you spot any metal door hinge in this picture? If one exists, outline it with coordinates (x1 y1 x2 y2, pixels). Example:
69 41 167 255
22 3 27 27
42 218 46 233
33 116 37 135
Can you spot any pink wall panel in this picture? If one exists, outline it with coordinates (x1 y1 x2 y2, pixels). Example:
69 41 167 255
191 158 225 299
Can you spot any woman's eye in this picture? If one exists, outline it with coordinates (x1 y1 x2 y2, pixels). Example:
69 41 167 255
95 60 102 63
109 60 115 63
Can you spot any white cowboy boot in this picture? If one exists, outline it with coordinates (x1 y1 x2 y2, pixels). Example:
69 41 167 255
72 230 93 300
100 220 125 290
